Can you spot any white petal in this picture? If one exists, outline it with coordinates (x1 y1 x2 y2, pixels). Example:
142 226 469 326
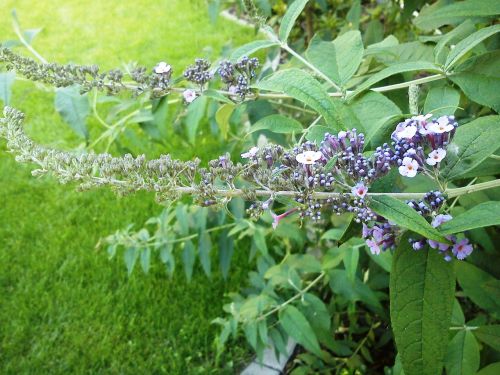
398 165 408 176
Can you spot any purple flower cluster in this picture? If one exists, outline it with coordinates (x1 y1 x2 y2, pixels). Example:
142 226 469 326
406 194 473 261
390 115 458 177
406 191 446 216
362 221 398 255
238 115 472 262
217 56 259 99
183 58 213 87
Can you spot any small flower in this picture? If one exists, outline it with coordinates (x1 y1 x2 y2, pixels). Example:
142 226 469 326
154 61 171 74
372 226 384 243
426 148 447 166
351 182 368 198
452 238 473 260
241 146 259 159
428 239 450 251
338 131 347 139
366 239 381 255
411 239 426 250
429 117 454 133
431 214 452 228
183 89 197 103
396 125 417 140
398 157 419 177
270 208 298 229
362 223 371 238
296 151 322 165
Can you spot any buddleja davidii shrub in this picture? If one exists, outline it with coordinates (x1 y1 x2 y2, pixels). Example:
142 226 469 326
1 1 500 374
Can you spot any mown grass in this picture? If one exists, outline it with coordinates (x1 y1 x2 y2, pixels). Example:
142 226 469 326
0 1 256 373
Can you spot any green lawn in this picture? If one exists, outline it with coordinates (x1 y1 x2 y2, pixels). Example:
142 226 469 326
0 1 256 373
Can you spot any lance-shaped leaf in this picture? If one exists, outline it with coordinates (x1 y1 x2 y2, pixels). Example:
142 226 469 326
250 114 303 134
305 30 363 87
182 240 196 282
455 262 500 316
449 51 500 112
279 304 322 357
370 195 449 243
55 85 90 139
256 68 346 129
350 91 402 145
349 61 442 100
414 0 500 31
442 116 500 181
445 24 500 70
279 0 309 42
439 201 500 235
423 86 460 117
474 325 500 352
0 72 15 105
444 330 480 375
390 238 455 375
231 40 279 61
477 363 500 375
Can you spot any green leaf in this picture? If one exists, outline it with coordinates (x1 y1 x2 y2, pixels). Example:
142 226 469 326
185 95 208 144
343 246 359 282
329 269 383 313
215 103 234 139
434 20 476 65
477 363 500 375
455 262 500 316
244 321 258 350
439 201 500 235
451 299 465 326
442 116 500 180
449 51 500 112
445 24 500 70
390 238 455 375
231 40 279 61
305 30 364 86
198 232 212 277
474 325 500 352
124 247 138 276
54 85 90 139
202 89 233 104
349 61 442 100
367 41 434 66
365 246 392 272
0 71 15 105
414 0 500 31
256 68 344 129
160 243 175 276
346 0 361 29
301 293 330 333
175 205 189 236
279 304 322 357
182 240 196 282
444 330 480 375
250 114 303 134
370 196 449 243
219 231 234 279
252 228 268 257
350 91 402 145
423 86 460 117
140 247 151 274
279 0 309 42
